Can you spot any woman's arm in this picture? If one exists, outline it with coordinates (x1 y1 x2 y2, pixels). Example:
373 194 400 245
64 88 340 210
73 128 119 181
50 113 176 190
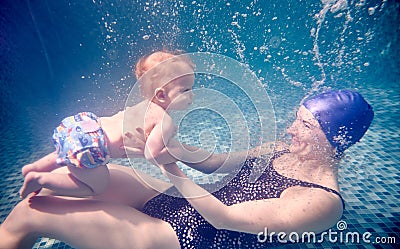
161 163 343 235
159 140 280 174
123 126 279 174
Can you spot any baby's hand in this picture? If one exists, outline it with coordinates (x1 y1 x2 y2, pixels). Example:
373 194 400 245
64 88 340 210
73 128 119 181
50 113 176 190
121 128 146 157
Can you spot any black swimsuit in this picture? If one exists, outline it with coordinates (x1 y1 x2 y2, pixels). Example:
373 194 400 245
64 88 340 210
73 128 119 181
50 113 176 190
142 150 344 248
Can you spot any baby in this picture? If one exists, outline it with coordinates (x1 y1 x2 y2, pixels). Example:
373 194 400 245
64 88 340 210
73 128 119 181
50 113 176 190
19 51 195 198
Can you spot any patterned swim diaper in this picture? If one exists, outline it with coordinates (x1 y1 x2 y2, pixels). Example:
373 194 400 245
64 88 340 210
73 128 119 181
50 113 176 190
52 112 110 169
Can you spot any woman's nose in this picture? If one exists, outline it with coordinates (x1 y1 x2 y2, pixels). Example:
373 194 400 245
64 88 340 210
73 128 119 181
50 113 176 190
287 122 296 135
286 126 293 135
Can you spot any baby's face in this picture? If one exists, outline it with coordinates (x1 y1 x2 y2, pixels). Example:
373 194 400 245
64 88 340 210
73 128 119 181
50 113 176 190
165 73 195 111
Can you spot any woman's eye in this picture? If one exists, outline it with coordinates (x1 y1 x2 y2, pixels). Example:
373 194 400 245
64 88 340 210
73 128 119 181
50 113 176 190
303 121 311 128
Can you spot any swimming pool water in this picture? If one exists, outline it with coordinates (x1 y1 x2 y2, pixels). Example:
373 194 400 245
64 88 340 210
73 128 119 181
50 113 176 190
1 0 399 248
1 84 399 249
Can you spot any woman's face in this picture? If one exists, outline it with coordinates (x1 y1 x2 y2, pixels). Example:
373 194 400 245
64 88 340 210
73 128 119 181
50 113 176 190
287 106 334 159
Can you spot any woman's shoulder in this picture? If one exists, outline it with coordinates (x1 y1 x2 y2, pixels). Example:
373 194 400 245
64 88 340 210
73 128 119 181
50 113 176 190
277 185 343 233
282 185 342 205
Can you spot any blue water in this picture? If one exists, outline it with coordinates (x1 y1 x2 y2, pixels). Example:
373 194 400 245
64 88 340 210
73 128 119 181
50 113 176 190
0 0 399 248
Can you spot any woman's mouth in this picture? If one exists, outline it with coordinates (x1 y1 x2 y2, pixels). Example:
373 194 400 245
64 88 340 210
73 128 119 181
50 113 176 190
291 137 300 145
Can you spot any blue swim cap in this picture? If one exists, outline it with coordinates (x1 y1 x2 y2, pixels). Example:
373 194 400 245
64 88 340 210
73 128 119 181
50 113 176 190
303 90 374 155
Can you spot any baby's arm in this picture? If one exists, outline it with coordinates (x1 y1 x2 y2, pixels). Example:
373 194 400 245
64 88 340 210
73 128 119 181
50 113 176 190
144 114 176 165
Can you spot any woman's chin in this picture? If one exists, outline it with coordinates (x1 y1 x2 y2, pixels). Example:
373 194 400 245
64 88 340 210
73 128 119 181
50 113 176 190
289 142 301 153
289 143 311 157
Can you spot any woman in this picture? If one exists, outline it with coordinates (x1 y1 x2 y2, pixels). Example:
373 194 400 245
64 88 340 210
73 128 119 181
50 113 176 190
0 90 373 249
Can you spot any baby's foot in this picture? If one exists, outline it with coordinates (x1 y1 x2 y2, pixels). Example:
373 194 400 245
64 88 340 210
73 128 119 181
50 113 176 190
19 172 42 199
21 163 36 177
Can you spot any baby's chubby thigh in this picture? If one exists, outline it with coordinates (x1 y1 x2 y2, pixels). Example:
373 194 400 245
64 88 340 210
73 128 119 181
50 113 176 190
67 164 110 195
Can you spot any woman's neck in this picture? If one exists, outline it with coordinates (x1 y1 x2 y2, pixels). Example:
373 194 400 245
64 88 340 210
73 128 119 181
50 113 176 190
276 153 340 190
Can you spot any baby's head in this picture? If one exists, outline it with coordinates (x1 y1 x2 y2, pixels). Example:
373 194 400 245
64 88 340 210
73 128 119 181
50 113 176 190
135 51 181 79
135 51 195 110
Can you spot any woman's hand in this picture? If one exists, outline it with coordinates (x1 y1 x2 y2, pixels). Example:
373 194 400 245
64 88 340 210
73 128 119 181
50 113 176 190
121 128 146 158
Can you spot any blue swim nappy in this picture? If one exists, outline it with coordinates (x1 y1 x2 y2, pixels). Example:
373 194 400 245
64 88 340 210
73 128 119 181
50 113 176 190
52 112 110 168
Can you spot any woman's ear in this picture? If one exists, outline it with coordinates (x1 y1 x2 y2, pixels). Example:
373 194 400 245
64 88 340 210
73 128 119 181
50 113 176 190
154 87 166 102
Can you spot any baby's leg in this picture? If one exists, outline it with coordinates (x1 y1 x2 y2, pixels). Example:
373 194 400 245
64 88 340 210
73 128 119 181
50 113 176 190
19 167 106 198
68 165 110 196
21 151 59 176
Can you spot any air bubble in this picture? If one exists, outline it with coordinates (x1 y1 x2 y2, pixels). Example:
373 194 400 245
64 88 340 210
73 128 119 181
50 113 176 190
143 35 150 40
368 7 375 15
107 49 118 60
269 36 281 48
